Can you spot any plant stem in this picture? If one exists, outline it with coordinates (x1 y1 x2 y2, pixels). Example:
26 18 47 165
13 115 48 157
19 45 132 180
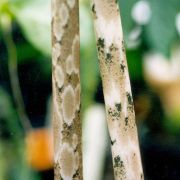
90 1 144 179
1 16 32 132
51 0 83 179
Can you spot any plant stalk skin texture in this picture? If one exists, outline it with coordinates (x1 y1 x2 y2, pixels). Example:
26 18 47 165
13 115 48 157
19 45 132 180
52 0 83 179
91 1 144 179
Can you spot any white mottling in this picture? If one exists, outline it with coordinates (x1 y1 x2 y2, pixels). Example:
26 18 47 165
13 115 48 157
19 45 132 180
75 152 80 171
55 66 64 88
112 140 143 180
53 3 69 41
75 84 80 110
66 55 74 75
54 109 63 162
62 85 76 126
59 3 69 27
59 143 76 180
123 96 128 118
124 85 133 117
72 134 78 149
132 0 151 25
53 18 64 41
67 0 75 9
51 0 56 18
72 35 79 48
53 76 63 163
52 43 61 66
72 35 80 73
95 16 123 49
105 82 121 107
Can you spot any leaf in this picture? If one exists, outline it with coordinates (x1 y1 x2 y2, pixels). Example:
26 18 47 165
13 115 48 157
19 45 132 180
16 42 42 64
144 0 179 57
126 49 143 81
10 0 51 56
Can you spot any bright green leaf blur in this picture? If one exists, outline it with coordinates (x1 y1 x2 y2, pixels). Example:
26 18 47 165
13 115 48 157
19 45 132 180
10 0 51 56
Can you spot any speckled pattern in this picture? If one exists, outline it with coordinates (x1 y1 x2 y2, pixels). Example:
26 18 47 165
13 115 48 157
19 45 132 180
51 0 83 179
91 0 144 179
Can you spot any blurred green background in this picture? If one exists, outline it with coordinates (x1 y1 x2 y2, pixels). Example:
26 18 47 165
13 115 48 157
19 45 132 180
0 0 180 179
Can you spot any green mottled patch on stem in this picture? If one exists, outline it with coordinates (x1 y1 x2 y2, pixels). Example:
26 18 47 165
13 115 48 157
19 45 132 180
111 139 116 145
97 38 104 51
108 107 120 119
127 92 133 105
110 44 118 51
114 156 123 168
105 53 112 63
92 4 95 14
115 103 121 112
125 117 128 126
73 169 80 178
120 64 126 73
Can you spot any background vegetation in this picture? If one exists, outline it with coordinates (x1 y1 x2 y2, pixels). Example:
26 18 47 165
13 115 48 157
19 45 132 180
0 0 180 179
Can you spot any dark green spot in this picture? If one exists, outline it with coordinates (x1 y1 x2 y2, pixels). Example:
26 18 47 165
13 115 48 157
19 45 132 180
110 43 118 51
108 108 120 118
105 53 112 63
73 169 80 178
111 139 116 145
114 156 124 168
120 64 126 72
115 103 121 112
125 117 128 126
122 40 126 52
92 4 96 14
127 92 133 105
97 38 105 51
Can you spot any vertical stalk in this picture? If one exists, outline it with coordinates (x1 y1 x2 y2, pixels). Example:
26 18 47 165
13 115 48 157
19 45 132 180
1 15 32 132
90 1 143 179
51 0 83 179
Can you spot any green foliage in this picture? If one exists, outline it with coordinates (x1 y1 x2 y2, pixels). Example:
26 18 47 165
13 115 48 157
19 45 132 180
80 4 100 109
16 43 42 64
0 87 21 138
119 0 138 41
10 0 51 56
119 0 180 57
0 87 39 179
126 49 143 81
0 4 179 180
0 140 40 180
0 0 51 56
144 0 180 57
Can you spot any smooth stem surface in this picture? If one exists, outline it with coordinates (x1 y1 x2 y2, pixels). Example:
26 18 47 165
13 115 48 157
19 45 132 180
52 0 83 179
91 1 144 179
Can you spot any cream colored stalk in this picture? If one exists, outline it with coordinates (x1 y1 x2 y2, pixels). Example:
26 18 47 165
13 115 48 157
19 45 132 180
91 1 143 179
51 0 83 179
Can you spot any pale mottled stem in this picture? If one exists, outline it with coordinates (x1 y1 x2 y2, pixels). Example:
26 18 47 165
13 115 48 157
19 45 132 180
91 1 143 179
51 0 83 179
